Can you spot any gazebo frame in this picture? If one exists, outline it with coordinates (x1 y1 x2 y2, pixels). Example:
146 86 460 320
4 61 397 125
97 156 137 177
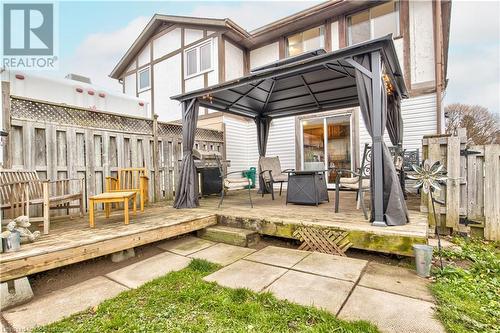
171 35 409 227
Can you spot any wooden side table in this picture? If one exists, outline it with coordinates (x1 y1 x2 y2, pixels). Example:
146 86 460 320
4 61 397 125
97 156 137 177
88 191 137 228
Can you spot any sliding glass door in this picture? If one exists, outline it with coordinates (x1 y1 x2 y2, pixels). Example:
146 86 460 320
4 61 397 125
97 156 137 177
301 114 353 187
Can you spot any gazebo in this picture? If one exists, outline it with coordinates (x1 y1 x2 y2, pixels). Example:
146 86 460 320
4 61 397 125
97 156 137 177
171 35 409 227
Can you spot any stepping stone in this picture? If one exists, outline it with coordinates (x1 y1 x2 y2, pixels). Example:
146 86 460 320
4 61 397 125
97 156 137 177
204 260 286 292
266 270 354 314
2 276 127 332
188 243 255 266
293 252 368 282
106 252 191 288
358 262 433 301
245 246 310 268
198 225 260 247
339 286 445 333
157 236 215 256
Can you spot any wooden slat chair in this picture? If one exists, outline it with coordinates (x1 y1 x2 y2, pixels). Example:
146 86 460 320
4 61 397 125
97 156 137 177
0 169 84 234
105 168 149 211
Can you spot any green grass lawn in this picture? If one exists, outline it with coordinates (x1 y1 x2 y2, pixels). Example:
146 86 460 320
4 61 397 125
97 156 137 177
430 237 500 333
33 259 379 333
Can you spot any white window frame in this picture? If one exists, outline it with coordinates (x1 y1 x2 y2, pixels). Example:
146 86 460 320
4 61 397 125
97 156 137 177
184 39 213 79
285 26 325 58
137 66 151 93
347 1 400 46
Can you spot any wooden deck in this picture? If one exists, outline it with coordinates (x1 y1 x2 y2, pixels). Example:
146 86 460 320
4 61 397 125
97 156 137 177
201 191 427 256
0 191 427 282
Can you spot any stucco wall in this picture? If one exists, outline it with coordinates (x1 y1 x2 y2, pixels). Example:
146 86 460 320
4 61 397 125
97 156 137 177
409 0 435 85
249 42 279 70
224 40 244 81
153 53 182 122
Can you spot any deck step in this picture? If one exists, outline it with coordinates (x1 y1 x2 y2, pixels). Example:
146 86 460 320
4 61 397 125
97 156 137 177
197 225 260 247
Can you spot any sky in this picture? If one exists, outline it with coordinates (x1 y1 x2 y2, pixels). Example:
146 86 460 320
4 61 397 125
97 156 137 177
21 0 500 115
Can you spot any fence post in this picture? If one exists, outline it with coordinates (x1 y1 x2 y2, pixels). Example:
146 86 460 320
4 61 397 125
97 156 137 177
445 135 460 230
484 144 500 241
1 81 11 168
152 114 160 201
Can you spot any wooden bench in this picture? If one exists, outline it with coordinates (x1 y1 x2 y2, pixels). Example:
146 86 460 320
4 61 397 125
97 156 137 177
105 168 149 211
0 169 84 234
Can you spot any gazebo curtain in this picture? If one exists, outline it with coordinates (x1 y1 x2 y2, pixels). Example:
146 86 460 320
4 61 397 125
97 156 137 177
255 116 272 193
353 54 408 226
173 98 199 208
386 94 403 146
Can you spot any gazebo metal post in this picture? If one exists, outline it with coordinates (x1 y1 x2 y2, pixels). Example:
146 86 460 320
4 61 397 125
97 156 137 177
370 50 386 227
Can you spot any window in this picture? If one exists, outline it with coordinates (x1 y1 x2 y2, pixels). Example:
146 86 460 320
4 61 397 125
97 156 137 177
138 67 150 91
286 26 325 57
184 40 213 78
347 1 400 46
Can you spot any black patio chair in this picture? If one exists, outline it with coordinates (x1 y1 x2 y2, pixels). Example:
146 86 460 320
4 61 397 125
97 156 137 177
334 143 371 219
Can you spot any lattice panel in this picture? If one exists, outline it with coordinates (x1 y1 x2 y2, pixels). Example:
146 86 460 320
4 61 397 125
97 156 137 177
293 226 352 256
11 97 153 134
10 97 224 142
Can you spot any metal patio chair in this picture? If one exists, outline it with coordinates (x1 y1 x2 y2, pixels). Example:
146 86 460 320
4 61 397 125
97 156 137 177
216 157 253 208
259 156 293 200
334 143 371 219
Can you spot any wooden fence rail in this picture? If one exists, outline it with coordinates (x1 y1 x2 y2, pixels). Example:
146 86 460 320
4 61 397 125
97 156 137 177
2 94 225 213
422 131 500 241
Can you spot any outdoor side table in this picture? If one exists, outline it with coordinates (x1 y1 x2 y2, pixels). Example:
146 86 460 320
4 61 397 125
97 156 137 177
88 191 137 228
286 170 329 205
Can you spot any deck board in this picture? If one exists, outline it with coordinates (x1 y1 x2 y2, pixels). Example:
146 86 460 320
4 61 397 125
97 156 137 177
0 191 427 282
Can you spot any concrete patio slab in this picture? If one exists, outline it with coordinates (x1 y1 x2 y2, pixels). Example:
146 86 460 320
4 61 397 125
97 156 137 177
2 276 127 332
266 270 354 314
188 243 255 266
245 246 310 268
293 252 368 282
339 286 444 333
359 262 434 301
204 260 286 292
106 252 191 288
157 236 215 256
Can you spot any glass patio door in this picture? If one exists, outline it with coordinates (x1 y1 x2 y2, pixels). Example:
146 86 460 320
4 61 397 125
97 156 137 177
326 115 352 185
301 115 352 187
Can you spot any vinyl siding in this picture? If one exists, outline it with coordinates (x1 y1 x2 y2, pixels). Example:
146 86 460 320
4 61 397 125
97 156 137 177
224 116 296 185
358 93 437 160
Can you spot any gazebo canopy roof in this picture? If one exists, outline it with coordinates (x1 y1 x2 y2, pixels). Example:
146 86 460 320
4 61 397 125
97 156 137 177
171 35 407 120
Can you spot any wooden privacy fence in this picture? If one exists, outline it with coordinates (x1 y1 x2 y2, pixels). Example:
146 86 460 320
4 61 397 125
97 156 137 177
2 95 225 212
422 131 500 241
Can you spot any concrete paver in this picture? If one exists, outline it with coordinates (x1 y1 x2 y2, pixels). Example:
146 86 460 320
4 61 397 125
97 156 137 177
157 236 215 256
106 252 191 288
266 270 354 314
293 252 368 282
359 262 434 301
204 259 286 292
245 246 310 268
188 243 255 266
339 286 445 333
2 277 127 332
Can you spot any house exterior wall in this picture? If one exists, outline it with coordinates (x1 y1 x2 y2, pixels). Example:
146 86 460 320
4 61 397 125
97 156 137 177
116 1 443 173
121 26 220 121
409 0 435 86
249 42 280 70
224 40 244 81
